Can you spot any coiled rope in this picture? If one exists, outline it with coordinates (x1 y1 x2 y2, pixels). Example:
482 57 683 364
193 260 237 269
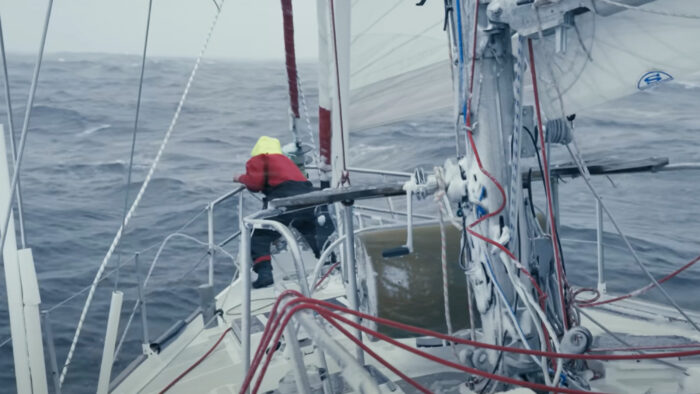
59 2 226 385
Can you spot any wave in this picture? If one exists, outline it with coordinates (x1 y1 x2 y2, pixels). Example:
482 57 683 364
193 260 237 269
77 124 111 136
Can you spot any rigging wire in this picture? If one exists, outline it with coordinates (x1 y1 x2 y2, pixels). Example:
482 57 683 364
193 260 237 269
528 38 570 330
114 0 155 290
0 0 53 261
0 15 26 248
59 2 227 385
0 336 10 350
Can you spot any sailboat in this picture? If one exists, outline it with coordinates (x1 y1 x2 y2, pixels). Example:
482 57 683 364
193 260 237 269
2 0 700 393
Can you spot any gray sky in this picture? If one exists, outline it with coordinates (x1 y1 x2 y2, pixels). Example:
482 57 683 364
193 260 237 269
1 0 320 59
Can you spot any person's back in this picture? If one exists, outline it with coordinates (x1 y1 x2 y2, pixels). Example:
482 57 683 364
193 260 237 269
233 136 324 288
235 136 312 200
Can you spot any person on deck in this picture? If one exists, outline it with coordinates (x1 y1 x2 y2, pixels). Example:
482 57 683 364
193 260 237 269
233 136 326 288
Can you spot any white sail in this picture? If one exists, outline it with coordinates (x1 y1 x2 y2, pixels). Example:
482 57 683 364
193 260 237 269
329 0 351 185
526 0 700 119
348 0 452 131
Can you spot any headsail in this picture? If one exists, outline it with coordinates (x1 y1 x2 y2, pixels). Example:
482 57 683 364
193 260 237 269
525 0 700 118
348 0 452 131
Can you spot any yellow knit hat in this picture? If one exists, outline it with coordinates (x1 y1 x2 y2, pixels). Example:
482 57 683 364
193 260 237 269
250 136 282 157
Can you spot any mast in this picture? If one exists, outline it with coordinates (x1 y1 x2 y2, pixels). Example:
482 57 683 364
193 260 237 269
458 0 522 355
450 1 566 386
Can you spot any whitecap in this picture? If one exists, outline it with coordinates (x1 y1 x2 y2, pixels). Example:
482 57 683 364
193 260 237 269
78 124 111 136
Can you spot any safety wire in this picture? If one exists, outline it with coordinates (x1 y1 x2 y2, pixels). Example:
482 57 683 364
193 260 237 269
59 1 226 385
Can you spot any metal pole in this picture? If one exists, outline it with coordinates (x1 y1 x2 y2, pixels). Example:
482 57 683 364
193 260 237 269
0 0 53 256
96 291 124 394
208 203 215 287
283 318 311 394
244 217 310 296
296 310 381 394
405 191 414 252
551 176 560 230
596 199 606 293
239 193 252 388
42 311 61 394
134 253 150 348
342 201 364 364
0 16 26 248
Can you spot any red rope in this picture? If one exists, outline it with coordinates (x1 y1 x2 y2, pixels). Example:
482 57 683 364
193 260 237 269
580 254 700 308
314 261 341 290
160 327 232 393
244 296 598 394
527 38 569 329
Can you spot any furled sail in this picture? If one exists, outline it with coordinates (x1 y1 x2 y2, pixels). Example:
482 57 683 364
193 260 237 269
526 0 700 119
348 0 452 131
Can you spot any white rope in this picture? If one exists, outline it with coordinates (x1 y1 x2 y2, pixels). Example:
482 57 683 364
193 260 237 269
594 0 700 19
434 167 458 360
59 2 226 385
506 35 526 248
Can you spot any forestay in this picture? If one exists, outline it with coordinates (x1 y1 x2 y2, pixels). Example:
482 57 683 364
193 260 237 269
526 0 700 119
348 0 452 131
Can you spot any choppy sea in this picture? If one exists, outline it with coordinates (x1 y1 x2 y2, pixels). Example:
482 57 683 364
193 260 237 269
0 53 699 393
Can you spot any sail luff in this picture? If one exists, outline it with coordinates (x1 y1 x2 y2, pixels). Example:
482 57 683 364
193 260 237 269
316 0 333 181
329 0 350 186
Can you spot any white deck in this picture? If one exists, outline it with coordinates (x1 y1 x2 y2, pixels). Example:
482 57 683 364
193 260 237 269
109 246 700 394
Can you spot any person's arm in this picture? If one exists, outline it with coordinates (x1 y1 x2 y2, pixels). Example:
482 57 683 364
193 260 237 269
235 156 266 192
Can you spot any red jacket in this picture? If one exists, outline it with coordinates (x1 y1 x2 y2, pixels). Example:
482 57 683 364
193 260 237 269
238 153 310 197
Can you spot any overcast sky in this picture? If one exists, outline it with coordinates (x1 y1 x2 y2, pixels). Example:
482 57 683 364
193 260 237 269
1 0 320 59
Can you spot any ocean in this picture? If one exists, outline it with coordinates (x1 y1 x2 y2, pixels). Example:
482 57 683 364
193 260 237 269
0 53 699 393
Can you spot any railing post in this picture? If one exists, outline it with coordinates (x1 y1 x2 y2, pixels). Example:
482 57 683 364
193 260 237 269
341 201 364 364
284 316 311 394
239 193 252 389
42 311 61 394
406 191 414 252
596 198 606 293
134 252 150 349
208 202 215 287
96 291 123 394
